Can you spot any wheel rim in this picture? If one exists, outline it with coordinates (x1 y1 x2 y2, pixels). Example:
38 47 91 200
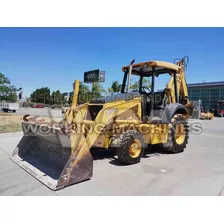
129 139 142 158
175 123 185 145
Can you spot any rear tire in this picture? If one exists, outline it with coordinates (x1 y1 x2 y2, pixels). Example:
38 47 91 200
165 114 189 153
116 130 145 165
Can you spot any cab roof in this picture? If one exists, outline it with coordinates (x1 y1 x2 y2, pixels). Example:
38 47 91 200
122 60 181 76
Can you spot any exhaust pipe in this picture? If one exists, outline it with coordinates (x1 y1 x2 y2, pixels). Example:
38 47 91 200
127 59 135 92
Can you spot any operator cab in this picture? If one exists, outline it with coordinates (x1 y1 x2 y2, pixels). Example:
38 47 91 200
121 60 181 120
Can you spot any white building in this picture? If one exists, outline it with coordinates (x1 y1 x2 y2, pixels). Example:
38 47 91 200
62 92 73 102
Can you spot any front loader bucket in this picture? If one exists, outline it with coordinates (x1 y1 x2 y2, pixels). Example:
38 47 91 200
11 121 93 191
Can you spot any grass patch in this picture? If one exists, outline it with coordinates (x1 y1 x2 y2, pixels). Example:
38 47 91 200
0 112 62 134
0 113 23 133
0 122 22 133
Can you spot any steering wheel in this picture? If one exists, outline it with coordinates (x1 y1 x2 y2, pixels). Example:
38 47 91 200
141 86 151 94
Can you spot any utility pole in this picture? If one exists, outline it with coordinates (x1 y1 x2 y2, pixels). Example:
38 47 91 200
17 87 23 107
92 82 94 100
44 87 46 105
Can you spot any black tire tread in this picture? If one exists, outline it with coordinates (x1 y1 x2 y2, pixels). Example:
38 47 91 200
166 114 189 153
116 130 145 165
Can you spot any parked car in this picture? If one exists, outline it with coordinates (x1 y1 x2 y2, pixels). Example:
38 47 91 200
32 103 45 108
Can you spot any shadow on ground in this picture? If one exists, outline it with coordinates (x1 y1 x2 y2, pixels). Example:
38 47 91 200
90 144 171 166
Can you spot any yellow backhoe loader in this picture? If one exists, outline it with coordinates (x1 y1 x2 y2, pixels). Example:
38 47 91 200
200 111 214 120
191 100 214 120
11 57 190 190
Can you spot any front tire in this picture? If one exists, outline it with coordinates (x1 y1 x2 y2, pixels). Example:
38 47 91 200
165 114 189 153
116 130 145 165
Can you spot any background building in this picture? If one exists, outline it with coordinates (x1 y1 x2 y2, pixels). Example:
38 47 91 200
187 81 224 110
62 92 73 102
62 81 224 110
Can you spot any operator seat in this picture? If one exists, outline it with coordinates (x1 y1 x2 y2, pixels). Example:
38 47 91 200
151 90 167 120
153 90 166 109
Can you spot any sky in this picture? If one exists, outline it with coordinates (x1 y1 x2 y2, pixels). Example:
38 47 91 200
1 27 224 98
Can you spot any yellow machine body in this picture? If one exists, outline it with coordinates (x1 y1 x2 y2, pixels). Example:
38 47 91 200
11 58 190 190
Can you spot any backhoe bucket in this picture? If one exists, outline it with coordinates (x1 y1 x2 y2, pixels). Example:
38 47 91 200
11 121 93 190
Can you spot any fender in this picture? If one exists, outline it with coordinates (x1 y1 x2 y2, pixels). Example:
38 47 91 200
161 103 188 123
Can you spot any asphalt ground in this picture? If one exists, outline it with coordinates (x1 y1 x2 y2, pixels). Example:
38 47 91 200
0 117 224 195
14 107 63 118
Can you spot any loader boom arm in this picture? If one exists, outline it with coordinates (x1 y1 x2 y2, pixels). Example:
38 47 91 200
165 57 192 114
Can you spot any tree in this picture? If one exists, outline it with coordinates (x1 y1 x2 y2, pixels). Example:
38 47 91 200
51 90 64 105
131 78 151 91
107 87 114 94
68 83 91 105
131 81 139 91
30 87 51 104
51 91 56 104
78 83 91 103
55 90 64 104
108 81 121 94
111 81 121 93
8 92 18 102
0 73 18 102
92 82 106 99
142 78 151 88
